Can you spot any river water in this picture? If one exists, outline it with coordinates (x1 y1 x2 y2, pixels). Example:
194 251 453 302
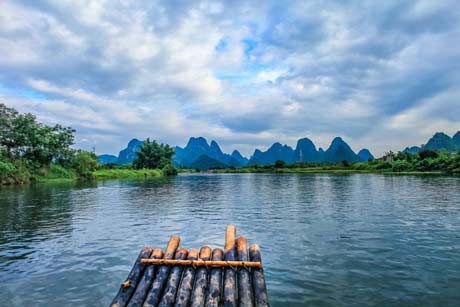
0 173 459 306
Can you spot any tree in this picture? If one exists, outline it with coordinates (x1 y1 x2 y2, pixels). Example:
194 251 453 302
0 103 75 167
133 138 175 169
72 150 98 177
274 160 286 168
419 149 438 160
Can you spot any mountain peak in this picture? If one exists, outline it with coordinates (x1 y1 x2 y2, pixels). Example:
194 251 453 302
127 138 142 147
424 132 456 151
210 140 223 154
357 148 374 161
186 136 209 149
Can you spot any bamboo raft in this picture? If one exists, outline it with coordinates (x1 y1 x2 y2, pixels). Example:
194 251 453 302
111 225 269 307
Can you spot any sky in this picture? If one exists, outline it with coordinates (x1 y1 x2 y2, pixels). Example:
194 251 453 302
1 0 459 157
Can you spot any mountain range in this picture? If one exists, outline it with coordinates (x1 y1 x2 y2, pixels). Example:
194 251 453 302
404 131 460 153
99 136 374 170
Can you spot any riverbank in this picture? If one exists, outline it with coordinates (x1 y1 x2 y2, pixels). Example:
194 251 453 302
207 166 447 175
1 168 169 186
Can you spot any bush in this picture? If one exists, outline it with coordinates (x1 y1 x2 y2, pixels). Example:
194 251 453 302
162 163 178 176
72 150 98 177
418 149 438 160
376 161 392 170
392 160 412 172
274 160 286 168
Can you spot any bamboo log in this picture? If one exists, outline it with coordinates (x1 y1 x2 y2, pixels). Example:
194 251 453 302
140 259 262 268
223 225 237 307
111 246 153 307
205 248 224 307
127 248 164 307
249 245 269 307
143 236 181 307
158 247 188 307
237 236 254 307
174 249 199 307
190 246 212 307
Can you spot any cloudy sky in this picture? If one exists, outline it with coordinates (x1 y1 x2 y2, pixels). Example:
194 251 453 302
1 0 459 157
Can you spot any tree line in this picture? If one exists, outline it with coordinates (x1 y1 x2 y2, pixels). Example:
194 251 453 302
0 104 176 184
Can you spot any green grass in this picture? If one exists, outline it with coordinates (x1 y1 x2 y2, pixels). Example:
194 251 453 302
92 168 163 179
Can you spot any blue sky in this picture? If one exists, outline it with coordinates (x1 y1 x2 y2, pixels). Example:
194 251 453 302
0 0 459 156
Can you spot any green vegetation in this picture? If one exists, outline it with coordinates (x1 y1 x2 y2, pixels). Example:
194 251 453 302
211 149 460 175
0 104 177 185
93 168 163 179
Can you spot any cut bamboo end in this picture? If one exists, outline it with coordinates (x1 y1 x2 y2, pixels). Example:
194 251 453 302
139 259 262 268
152 248 164 259
225 224 236 252
199 246 212 261
165 235 181 259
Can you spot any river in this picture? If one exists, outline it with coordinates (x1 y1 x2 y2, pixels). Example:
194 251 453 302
1 174 459 306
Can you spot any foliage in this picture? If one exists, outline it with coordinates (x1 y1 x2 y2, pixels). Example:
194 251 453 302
211 149 460 175
0 103 75 167
274 160 286 168
92 168 162 179
162 163 178 176
133 138 175 170
72 150 98 177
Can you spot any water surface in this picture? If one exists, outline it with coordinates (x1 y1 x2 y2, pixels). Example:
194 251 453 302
1 174 459 306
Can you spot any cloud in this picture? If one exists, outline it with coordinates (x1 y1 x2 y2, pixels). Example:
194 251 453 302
0 0 459 157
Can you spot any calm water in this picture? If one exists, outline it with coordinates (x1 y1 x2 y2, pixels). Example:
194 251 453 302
0 174 459 306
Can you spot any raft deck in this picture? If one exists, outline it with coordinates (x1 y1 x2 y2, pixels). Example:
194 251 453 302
111 225 269 307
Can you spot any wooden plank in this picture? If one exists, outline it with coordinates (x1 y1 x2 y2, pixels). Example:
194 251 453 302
174 249 199 307
110 246 153 307
158 247 188 307
249 244 269 307
127 248 164 307
205 248 224 307
223 225 237 307
190 246 212 307
143 236 180 307
140 259 262 268
237 236 254 307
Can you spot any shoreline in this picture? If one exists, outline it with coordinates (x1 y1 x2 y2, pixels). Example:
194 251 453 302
0 169 167 186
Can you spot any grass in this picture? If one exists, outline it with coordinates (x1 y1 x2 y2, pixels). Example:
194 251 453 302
92 168 163 179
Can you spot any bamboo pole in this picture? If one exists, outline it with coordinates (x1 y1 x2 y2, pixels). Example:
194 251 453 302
143 236 180 307
249 245 269 307
190 246 212 307
127 248 164 307
158 247 188 307
111 246 153 307
223 224 237 307
174 249 199 307
140 259 262 268
205 248 224 307
237 236 254 307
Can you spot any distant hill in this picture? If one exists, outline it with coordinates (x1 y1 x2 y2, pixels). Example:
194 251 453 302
248 136 371 165
98 154 118 164
404 131 460 153
98 138 143 165
98 135 377 168
358 149 374 162
173 137 248 168
189 155 228 170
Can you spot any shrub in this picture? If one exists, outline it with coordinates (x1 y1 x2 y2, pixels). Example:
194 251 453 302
392 160 412 172
418 149 438 160
72 150 98 177
162 163 178 176
274 160 286 168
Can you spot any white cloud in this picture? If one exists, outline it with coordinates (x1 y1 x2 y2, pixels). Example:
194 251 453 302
0 0 459 157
